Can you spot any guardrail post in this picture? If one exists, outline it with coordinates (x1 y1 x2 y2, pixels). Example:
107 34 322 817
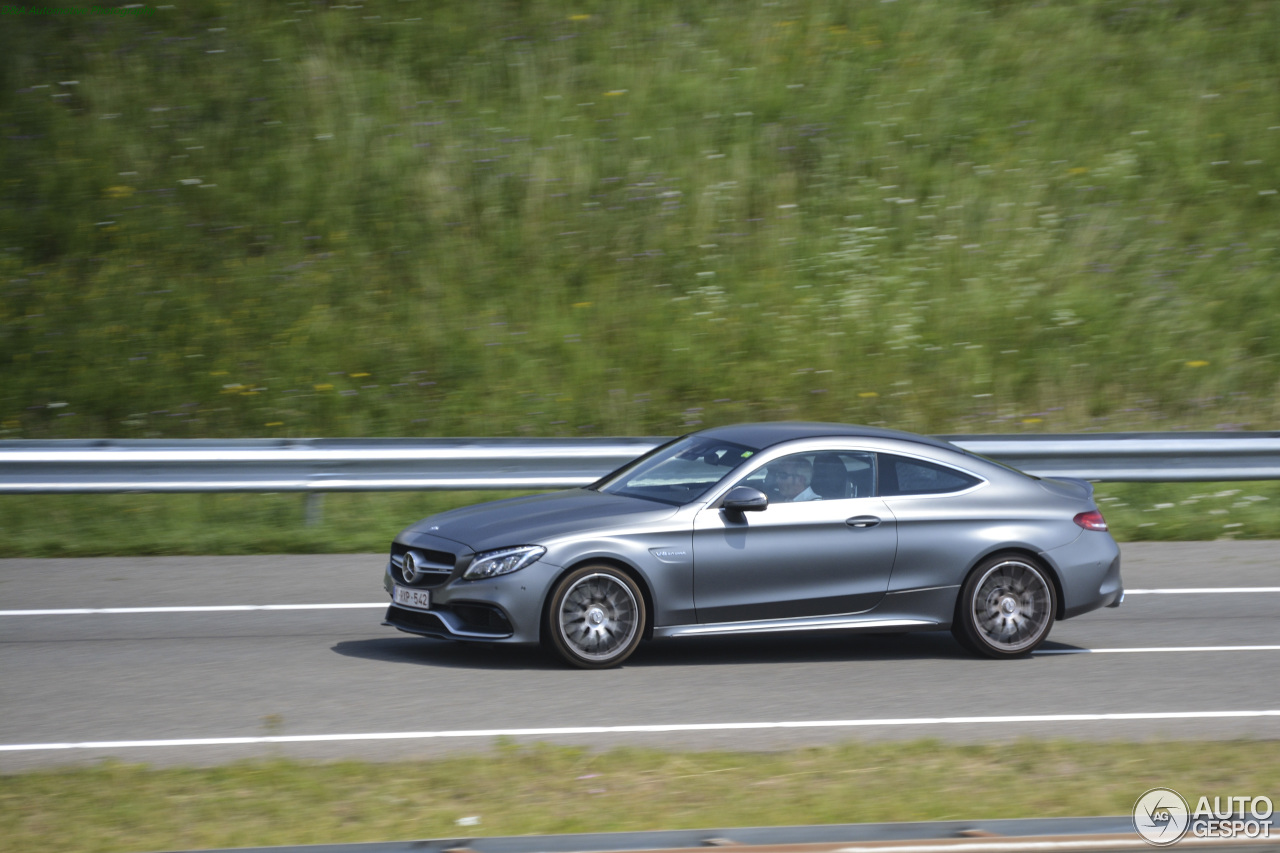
304 493 324 527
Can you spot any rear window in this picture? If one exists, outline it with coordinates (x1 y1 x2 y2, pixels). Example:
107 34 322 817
878 454 981 496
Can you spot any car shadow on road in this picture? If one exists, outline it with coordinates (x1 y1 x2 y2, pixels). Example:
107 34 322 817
631 631 970 666
333 630 1086 670
331 636 560 670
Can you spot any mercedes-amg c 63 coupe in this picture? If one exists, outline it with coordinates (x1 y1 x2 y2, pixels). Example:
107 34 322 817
383 422 1123 668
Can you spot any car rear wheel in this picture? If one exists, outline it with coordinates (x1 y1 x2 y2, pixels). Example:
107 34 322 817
546 565 646 669
953 555 1056 658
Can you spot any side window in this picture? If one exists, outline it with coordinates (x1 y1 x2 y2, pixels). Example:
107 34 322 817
737 451 876 502
878 454 981 496
838 452 875 498
747 452 819 503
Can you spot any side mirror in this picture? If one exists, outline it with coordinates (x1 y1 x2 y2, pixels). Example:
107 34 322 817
722 486 768 517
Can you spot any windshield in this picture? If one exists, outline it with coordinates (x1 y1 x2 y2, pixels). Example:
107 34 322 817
594 435 759 506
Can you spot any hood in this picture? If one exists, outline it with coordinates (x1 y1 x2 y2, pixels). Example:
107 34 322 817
400 488 679 552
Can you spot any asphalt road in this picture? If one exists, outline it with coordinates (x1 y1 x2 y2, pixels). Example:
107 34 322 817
2 542 1278 769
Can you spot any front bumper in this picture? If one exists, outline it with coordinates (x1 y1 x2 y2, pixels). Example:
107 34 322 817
382 557 554 644
383 602 513 640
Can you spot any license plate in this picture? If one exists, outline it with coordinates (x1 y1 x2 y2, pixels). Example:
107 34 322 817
393 585 431 611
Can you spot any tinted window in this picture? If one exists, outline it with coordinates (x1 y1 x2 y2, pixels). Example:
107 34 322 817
878 454 981 496
735 450 876 501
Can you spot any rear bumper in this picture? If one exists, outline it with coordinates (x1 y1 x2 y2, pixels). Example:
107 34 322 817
1043 534 1124 620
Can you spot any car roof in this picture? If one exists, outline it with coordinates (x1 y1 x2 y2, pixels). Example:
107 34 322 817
694 422 960 452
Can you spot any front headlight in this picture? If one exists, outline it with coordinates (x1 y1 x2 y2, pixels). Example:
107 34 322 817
463 545 546 580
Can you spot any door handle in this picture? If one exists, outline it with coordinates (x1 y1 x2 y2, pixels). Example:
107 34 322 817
846 515 881 529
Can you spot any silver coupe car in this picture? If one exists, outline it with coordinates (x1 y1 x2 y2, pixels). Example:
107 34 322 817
383 423 1123 668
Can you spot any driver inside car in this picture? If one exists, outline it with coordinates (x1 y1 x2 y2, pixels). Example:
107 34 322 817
770 458 820 502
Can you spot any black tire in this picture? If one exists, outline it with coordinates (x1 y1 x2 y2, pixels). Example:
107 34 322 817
953 554 1057 658
545 565 646 669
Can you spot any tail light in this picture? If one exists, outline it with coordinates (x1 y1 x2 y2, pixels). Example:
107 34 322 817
1074 510 1109 531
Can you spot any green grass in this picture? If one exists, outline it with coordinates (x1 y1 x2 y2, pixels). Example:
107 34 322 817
0 481 1277 556
2 0 1279 441
1096 481 1280 542
0 490 532 556
3 740 1279 853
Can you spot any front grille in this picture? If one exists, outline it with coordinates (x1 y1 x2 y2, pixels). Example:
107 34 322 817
390 543 457 587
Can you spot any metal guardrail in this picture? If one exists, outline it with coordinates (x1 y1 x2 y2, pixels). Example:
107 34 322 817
947 432 1280 482
0 437 660 494
1 432 1279 495
163 815 1257 853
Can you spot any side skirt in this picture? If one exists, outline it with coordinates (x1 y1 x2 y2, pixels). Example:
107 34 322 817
653 585 959 639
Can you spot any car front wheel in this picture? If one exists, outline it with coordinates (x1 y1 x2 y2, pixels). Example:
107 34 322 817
953 555 1057 658
546 565 646 669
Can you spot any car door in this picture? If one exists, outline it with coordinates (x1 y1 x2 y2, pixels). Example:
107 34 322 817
691 450 898 624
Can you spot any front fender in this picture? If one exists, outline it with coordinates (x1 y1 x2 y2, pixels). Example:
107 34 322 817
542 533 695 627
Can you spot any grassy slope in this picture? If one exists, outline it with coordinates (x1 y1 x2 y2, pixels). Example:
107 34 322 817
2 0 1279 442
4 741 1280 853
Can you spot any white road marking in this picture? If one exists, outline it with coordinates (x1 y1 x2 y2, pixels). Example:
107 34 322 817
2 601 1276 655
1125 587 1280 594
0 604 386 616
3 586 1278 617
3 710 1278 753
1035 645 1280 655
